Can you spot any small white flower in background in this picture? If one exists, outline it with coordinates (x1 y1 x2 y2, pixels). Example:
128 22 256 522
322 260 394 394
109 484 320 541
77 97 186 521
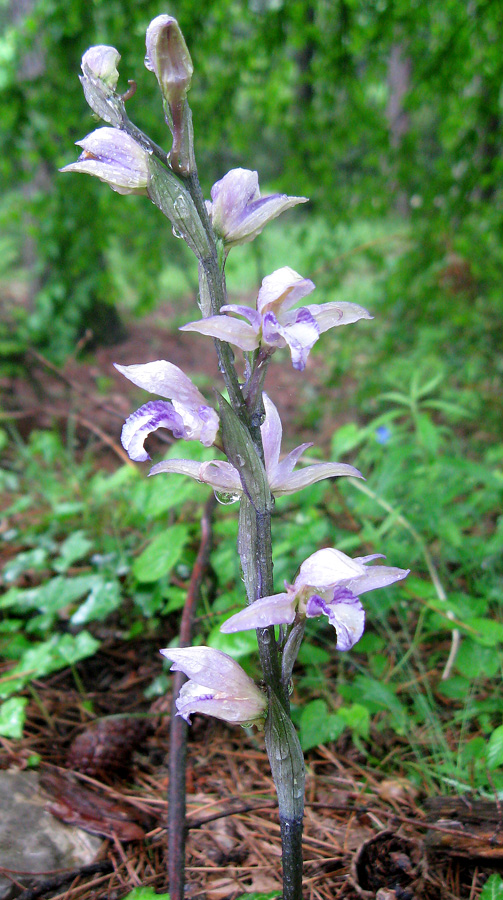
149 393 362 493
160 646 267 726
221 548 410 651
114 360 219 460
181 266 372 370
59 128 149 195
207 168 308 247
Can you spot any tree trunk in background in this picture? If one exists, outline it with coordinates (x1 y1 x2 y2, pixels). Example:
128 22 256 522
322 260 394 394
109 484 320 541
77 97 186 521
387 43 411 217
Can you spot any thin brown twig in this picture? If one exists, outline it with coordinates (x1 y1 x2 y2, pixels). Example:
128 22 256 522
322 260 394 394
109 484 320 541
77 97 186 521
168 492 216 900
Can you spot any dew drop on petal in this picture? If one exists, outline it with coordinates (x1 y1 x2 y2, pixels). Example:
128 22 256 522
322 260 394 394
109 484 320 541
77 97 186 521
172 225 184 239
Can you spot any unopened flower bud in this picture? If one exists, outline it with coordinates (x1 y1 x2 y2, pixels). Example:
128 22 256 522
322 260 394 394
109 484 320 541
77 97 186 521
82 46 120 89
80 45 124 127
145 15 195 174
145 15 193 108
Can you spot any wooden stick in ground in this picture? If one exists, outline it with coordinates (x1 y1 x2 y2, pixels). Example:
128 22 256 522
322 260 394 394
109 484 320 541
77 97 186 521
168 493 216 900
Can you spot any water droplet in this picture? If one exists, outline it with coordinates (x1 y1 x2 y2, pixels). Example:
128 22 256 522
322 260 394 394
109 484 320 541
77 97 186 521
172 225 183 239
236 453 245 466
173 195 189 216
274 745 289 761
213 489 240 506
144 54 154 71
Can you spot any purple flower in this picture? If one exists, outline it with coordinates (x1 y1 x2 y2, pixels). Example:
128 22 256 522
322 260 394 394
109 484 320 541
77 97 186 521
220 548 410 651
207 169 308 247
149 393 362 494
181 266 372 371
160 646 267 726
59 128 149 195
114 360 219 461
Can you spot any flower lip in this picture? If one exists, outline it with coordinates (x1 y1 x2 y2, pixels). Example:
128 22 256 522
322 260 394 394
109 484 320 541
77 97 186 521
114 359 219 459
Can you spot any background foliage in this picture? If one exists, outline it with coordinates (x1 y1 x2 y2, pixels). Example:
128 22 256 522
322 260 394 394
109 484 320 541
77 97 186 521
1 0 503 798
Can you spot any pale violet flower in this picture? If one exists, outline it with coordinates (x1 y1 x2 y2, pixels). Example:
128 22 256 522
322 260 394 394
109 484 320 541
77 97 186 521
114 360 219 461
221 548 410 651
207 169 308 247
160 646 267 726
60 128 149 195
149 393 362 494
181 266 372 370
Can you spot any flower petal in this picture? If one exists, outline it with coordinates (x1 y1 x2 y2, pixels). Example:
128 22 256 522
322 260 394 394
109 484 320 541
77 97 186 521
260 394 282 476
114 359 205 407
121 400 184 461
160 646 258 695
220 304 262 330
262 308 319 370
257 267 315 315
220 593 296 633
180 316 259 351
344 564 410 595
175 682 265 725
306 588 365 651
271 443 313 485
148 458 205 480
199 460 242 492
296 548 364 592
308 301 373 333
276 462 364 495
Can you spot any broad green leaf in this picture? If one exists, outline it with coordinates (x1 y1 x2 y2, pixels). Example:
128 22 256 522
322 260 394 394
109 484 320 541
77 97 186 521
338 704 370 739
2 547 48 583
299 700 346 751
466 618 503 647
208 626 258 661
132 525 190 583
487 726 503 770
479 874 503 899
0 697 28 738
121 889 170 900
71 579 122 625
54 530 94 572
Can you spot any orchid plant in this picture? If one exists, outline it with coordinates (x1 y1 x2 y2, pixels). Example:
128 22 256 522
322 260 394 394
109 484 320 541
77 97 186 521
62 16 409 900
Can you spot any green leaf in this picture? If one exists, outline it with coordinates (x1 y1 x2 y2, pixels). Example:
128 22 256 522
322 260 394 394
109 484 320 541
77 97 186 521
121 889 170 900
455 641 500 679
208 625 259 660
132 525 190 583
337 704 370 740
479 874 503 900
299 700 346 751
235 894 280 900
71 579 122 625
0 697 28 738
487 726 503 770
2 547 48 583
54 530 93 572
466 618 503 647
